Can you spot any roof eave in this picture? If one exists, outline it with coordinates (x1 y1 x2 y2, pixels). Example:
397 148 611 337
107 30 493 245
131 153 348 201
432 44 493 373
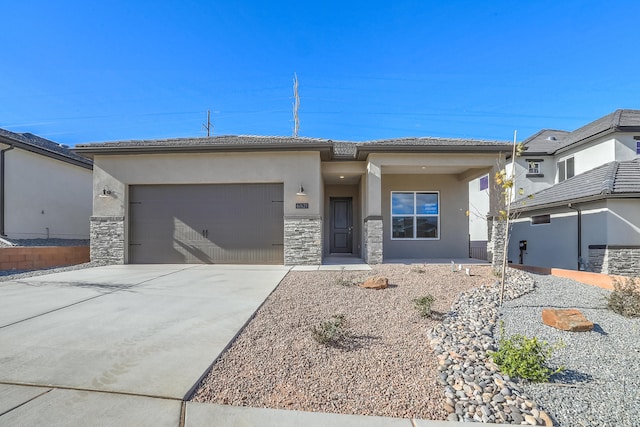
512 192 640 213
555 125 640 156
0 135 93 170
74 142 335 161
355 144 512 161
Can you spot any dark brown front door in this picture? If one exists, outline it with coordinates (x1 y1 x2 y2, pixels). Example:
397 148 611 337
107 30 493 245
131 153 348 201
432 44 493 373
330 198 352 253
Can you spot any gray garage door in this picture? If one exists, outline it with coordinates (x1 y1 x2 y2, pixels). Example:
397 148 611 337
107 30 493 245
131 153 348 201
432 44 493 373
129 184 284 264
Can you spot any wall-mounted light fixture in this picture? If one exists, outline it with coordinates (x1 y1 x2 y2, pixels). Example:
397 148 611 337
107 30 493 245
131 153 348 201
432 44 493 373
296 185 307 196
99 185 113 198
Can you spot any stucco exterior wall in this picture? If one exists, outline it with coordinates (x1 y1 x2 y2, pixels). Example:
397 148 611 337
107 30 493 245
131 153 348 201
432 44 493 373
614 134 640 161
509 201 624 271
558 137 615 179
3 148 92 239
91 151 323 263
605 199 640 244
511 155 555 200
381 174 469 260
93 151 322 217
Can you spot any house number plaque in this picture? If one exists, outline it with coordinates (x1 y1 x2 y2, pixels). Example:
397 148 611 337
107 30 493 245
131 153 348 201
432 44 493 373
296 203 309 209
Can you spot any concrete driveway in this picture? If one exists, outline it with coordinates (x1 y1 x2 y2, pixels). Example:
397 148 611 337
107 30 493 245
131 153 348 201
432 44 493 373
0 264 290 425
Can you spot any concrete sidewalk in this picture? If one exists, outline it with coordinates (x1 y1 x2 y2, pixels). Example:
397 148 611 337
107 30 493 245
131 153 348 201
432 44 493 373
0 384 480 426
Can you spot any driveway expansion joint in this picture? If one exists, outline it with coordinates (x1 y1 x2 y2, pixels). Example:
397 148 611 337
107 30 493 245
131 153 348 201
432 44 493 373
0 387 52 417
0 381 183 402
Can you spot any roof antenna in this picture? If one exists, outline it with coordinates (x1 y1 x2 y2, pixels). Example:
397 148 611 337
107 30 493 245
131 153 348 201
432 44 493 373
293 73 300 137
202 109 213 137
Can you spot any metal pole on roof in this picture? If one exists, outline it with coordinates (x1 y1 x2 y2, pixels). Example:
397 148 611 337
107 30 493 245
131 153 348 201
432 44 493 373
202 110 212 137
293 73 300 137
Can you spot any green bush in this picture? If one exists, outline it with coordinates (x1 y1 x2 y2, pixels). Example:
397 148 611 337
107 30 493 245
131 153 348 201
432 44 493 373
489 323 563 382
607 278 640 317
413 295 435 318
312 314 349 346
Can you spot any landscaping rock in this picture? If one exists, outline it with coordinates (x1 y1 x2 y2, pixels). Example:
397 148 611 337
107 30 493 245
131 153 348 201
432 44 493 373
359 276 388 289
542 308 594 332
426 268 547 425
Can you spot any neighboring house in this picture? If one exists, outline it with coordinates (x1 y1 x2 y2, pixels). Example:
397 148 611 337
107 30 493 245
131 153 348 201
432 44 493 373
508 159 640 276
0 129 93 241
74 136 511 265
485 109 640 275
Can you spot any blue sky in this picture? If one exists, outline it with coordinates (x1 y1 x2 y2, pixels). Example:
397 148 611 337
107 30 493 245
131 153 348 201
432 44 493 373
1 0 639 145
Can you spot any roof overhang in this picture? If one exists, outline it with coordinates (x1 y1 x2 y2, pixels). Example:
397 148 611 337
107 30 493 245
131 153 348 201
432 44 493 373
555 126 640 156
355 144 512 161
74 141 335 161
0 134 93 170
512 193 640 213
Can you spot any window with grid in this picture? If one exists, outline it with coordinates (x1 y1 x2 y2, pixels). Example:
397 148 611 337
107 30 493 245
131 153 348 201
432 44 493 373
528 161 541 174
391 192 439 239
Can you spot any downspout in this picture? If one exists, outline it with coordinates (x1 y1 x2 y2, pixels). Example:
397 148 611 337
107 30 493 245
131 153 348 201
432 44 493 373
1 144 15 236
568 203 582 270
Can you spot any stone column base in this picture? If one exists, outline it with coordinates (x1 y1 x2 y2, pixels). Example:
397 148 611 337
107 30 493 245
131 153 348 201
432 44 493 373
364 217 383 264
589 245 640 276
487 218 507 269
90 216 125 265
284 216 322 265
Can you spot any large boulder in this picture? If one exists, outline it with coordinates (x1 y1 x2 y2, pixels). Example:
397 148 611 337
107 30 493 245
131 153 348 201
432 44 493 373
542 309 594 332
359 276 388 290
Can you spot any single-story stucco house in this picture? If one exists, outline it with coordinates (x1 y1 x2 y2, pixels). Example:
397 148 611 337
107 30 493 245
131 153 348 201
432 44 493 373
0 128 93 241
74 136 511 265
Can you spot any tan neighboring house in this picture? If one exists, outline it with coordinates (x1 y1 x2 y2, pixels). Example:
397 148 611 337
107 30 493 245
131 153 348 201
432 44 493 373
0 128 93 241
74 136 510 265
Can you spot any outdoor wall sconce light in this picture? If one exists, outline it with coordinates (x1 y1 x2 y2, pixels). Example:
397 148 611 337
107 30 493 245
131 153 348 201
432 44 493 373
296 185 307 196
99 185 113 198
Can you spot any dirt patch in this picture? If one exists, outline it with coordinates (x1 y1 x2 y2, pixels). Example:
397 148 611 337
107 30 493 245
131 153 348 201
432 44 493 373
192 263 494 420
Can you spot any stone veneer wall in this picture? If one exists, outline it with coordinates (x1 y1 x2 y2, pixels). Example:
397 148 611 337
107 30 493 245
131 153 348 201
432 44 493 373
90 216 125 265
487 218 507 269
589 245 640 276
363 217 383 264
284 216 322 265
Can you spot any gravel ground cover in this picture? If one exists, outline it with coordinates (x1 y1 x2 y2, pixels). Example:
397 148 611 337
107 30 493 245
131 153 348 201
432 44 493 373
500 274 640 427
0 262 95 278
192 264 494 419
0 238 89 247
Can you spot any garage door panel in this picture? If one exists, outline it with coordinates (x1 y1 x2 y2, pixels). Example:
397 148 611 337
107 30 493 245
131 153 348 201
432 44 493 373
129 184 284 264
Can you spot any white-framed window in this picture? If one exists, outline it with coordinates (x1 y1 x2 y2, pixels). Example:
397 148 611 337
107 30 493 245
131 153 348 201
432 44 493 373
391 191 440 240
528 161 541 175
557 157 575 182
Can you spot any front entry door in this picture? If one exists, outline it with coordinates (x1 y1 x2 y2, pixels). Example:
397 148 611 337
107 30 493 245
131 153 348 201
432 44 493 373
330 198 352 253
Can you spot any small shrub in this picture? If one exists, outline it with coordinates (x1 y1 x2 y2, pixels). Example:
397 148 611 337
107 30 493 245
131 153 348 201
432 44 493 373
413 295 435 318
607 278 640 317
489 323 564 382
312 314 349 346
